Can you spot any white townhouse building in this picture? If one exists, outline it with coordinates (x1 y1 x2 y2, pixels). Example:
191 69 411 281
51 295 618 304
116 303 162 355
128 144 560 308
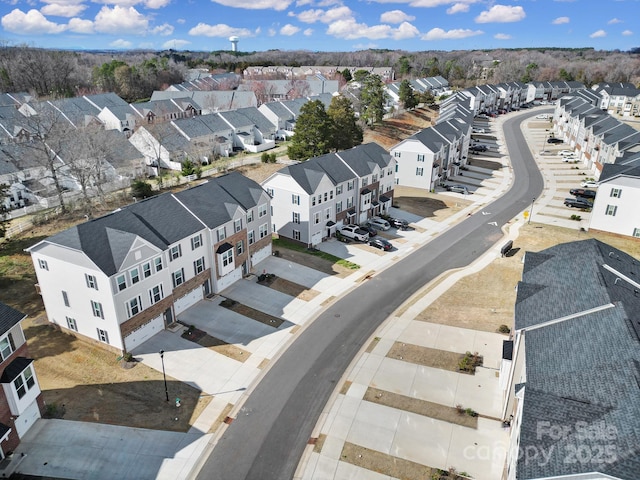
27 172 272 354
262 142 394 246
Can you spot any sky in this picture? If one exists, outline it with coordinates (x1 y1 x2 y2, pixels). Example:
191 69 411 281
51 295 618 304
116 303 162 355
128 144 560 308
0 0 636 53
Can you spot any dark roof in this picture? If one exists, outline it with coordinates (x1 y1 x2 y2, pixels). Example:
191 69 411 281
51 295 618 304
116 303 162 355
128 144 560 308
0 357 33 383
0 302 26 336
502 340 513 360
216 242 233 254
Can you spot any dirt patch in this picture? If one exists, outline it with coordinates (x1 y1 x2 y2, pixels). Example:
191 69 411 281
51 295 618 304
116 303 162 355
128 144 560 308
468 158 504 170
386 342 482 374
181 327 250 363
364 387 478 429
220 298 285 328
258 275 320 301
393 185 472 221
363 107 437 149
273 247 354 278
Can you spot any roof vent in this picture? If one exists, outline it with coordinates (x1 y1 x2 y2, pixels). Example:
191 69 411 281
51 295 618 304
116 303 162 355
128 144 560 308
615 278 621 285
609 252 615 257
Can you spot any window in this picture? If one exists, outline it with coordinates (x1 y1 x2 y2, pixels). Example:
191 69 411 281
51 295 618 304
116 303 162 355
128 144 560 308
417 154 425 162
362 178 368 187
292 194 300 205
97 328 109 344
234 219 242 233
217 227 226 242
336 185 343 195
259 223 268 239
313 212 320 224
267 188 274 197
142 262 152 279
394 151 401 158
372 174 378 183
172 269 185 287
66 317 77 331
154 257 163 272
329 190 333 200
605 205 618 216
91 301 104 319
126 296 142 318
62 290 70 307
347 197 354 208
258 203 267 218
14 365 35 399
191 234 203 250
347 180 354 191
610 188 622 198
416 167 424 176
324 192 328 202
222 249 233 267
149 284 164 304
293 230 301 240
38 259 48 270
194 257 205 275
325 208 332 220
236 241 244 255
311 196 316 206
247 209 254 223
336 201 343 213
634 228 640 238
293 212 300 224
85 274 98 290
170 245 182 261
130 267 140 285
0 334 15 361
248 230 255 245
116 275 127 292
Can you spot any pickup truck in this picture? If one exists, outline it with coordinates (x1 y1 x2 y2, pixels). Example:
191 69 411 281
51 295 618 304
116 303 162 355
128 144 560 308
564 197 592 209
339 225 369 242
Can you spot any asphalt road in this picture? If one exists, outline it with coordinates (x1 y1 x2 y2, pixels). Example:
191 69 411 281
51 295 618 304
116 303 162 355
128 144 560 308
194 111 545 480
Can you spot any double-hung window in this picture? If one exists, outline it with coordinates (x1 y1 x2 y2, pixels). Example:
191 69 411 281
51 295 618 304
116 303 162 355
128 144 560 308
169 245 182 261
191 234 203 250
0 334 15 361
258 203 267 218
217 227 226 242
149 284 164 304
116 275 127 292
85 274 98 290
126 296 142 318
14 365 35 399
194 257 205 275
234 219 242 233
172 269 185 287
91 301 104 319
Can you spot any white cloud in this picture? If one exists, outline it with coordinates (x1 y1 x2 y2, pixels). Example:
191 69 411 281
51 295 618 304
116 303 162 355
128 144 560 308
188 23 254 37
607 18 622 25
145 0 172 7
296 0 341 6
151 23 173 36
494 33 511 40
1 8 66 34
91 0 171 7
94 6 149 35
40 3 87 17
552 17 569 25
447 3 470 14
280 24 300 35
622 30 633 36
67 17 94 33
296 6 353 24
177 18 186 24
475 5 525 23
210 0 293 11
380 10 415 24
162 39 191 49
393 21 419 39
422 27 483 40
590 29 606 38
303 28 313 35
109 39 133 48
268 28 277 36
326 18 392 40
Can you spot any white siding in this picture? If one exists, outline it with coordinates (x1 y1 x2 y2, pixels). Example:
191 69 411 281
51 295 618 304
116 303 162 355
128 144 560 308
589 177 640 238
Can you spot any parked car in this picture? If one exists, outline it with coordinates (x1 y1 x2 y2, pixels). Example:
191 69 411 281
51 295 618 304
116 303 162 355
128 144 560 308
570 188 597 199
547 138 563 144
477 113 489 119
446 184 470 194
339 225 369 241
558 150 574 156
564 197 592 209
535 114 550 120
389 218 409 230
469 145 487 152
367 217 391 231
362 225 377 237
562 155 578 162
369 237 393 251
472 128 485 134
581 180 598 188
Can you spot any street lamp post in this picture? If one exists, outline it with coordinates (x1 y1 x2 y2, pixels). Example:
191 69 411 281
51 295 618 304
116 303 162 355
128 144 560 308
160 350 169 402
528 197 536 224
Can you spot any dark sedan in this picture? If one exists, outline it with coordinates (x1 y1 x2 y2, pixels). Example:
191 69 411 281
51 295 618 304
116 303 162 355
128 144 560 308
564 197 592 209
547 138 563 144
569 188 596 199
369 238 393 251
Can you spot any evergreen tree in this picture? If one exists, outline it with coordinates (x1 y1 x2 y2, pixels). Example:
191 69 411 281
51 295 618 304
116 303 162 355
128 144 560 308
341 68 352 82
0 184 8 239
398 79 418 110
287 100 333 160
360 74 387 127
327 96 363 151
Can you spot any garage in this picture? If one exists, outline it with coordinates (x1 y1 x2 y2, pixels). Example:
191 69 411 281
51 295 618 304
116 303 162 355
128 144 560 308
15 399 41 439
124 314 164 351
173 286 203 315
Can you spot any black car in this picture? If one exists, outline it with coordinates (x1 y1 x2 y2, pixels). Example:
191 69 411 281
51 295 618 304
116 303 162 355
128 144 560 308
389 218 409 230
369 238 393 251
564 197 592 209
470 145 487 152
547 138 563 144
362 225 377 237
569 188 597 199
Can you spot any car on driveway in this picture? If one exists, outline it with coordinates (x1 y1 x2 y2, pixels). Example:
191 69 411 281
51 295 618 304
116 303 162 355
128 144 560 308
581 180 598 188
547 138 563 144
339 225 369 241
472 128 485 134
446 184 470 194
570 188 596 199
367 217 391 231
564 197 593 209
389 218 409 230
369 237 393 251
558 149 574 156
536 114 550 120
469 145 487 152
361 225 377 237
562 155 578 162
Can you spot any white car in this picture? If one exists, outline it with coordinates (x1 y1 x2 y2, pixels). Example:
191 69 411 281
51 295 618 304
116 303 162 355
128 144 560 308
562 156 578 162
339 225 369 242
558 150 574 156
535 114 550 120
472 128 485 134
581 180 598 188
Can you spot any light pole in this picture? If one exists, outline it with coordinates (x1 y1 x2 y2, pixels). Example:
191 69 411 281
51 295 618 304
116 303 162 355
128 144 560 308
160 350 169 402
528 197 536 224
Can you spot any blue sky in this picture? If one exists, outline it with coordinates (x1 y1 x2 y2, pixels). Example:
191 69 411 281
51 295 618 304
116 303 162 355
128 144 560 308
0 0 636 52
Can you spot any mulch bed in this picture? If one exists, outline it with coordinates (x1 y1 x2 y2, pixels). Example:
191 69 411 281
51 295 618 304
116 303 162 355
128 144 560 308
257 275 320 301
219 298 285 328
181 326 251 362
386 342 482 374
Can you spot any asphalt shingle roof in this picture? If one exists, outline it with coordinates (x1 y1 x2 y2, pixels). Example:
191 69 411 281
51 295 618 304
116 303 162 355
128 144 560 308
0 302 26 336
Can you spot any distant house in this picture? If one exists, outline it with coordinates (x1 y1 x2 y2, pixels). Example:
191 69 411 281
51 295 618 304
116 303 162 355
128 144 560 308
129 98 200 126
129 123 193 172
0 302 44 466
150 90 257 115
27 171 273 354
217 108 276 154
171 114 234 160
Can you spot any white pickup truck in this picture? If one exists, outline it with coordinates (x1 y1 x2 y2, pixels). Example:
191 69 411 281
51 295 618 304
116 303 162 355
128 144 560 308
339 225 369 242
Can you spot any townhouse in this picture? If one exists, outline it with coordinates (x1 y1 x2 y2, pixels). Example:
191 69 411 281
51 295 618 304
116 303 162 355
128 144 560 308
262 142 394 246
27 171 272 354
501 239 640 480
0 303 44 463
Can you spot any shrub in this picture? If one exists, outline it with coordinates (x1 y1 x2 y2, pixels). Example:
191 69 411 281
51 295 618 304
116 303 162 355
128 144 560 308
498 324 511 334
131 179 154 199
570 214 582 221
459 351 483 373
261 152 270 163
465 408 478 417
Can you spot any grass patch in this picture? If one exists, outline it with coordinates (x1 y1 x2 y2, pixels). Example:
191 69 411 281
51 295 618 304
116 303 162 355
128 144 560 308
220 298 285 328
273 237 360 270
387 342 480 374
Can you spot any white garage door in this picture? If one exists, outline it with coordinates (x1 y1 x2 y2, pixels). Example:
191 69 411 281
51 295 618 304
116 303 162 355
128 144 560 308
124 314 164 351
15 399 41 438
311 231 322 246
174 287 203 315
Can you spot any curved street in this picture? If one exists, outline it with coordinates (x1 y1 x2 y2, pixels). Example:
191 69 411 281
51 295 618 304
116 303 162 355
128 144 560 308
194 111 545 480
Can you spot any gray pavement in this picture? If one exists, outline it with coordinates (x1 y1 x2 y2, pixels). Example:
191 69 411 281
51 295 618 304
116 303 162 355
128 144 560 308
11 107 583 480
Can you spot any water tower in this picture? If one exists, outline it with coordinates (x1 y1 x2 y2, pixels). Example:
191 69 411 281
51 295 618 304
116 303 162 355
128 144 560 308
229 36 239 52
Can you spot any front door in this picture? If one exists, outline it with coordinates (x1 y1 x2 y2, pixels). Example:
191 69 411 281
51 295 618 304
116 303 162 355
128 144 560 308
203 279 211 296
163 308 173 327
